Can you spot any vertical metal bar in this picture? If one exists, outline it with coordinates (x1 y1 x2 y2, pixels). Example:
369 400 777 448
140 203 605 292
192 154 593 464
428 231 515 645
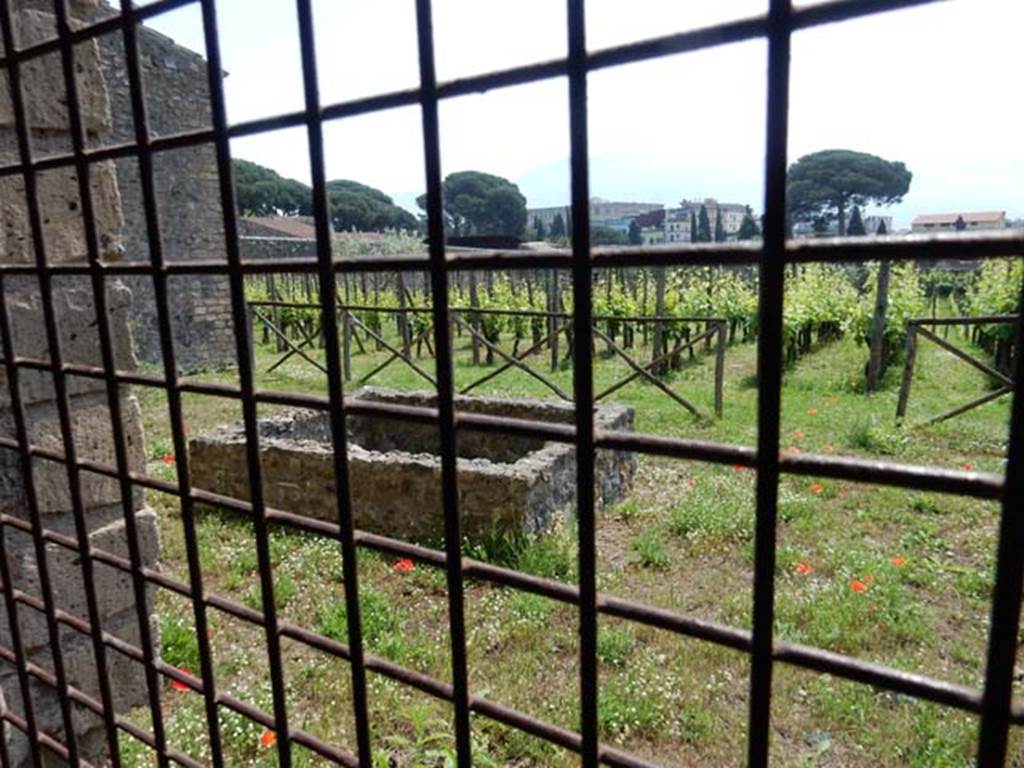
114 1 225 764
0 272 45 768
412 0 473 763
976 276 1024 766
748 0 792 764
292 0 373 762
198 1 292 763
50 3 171 766
566 0 598 764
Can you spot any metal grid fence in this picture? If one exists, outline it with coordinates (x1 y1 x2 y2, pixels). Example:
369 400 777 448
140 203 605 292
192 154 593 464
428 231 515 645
0 0 1020 766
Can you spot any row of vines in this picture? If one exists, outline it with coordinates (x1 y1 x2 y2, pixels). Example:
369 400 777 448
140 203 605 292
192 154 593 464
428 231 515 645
243 247 1020 382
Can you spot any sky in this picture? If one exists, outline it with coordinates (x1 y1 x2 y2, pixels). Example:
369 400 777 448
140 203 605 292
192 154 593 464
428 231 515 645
144 0 1023 230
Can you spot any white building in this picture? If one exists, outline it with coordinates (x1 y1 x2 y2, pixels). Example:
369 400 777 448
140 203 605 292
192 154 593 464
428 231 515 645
911 211 1007 233
665 208 692 243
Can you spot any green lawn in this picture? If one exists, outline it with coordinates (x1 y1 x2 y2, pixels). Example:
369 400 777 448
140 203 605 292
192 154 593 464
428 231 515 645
127 319 1022 767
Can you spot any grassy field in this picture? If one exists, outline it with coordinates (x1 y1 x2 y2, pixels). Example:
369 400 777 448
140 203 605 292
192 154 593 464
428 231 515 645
126 315 1022 767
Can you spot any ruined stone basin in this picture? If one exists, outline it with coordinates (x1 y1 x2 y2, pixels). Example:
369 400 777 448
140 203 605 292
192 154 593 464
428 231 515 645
188 387 635 541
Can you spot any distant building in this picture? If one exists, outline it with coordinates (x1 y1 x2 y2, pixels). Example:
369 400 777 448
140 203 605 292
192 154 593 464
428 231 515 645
665 208 692 243
526 198 663 234
678 198 747 238
633 209 666 245
911 211 1007 232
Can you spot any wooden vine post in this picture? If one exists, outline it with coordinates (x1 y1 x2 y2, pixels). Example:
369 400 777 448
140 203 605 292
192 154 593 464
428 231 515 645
866 260 892 391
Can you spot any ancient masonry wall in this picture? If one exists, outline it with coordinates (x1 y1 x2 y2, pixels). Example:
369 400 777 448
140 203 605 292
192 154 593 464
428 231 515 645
0 4 158 765
239 235 318 262
81 2 236 373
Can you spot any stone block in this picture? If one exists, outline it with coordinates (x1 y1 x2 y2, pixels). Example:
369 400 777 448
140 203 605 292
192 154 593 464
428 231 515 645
0 281 137 408
189 389 637 541
0 393 146 516
1 508 158 648
0 162 124 265
0 9 111 134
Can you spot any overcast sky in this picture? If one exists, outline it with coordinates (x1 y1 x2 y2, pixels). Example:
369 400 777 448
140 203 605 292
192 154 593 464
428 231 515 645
144 0 1022 230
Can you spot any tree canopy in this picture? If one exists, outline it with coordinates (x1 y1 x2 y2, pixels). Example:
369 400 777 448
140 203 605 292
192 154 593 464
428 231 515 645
325 179 418 232
233 159 417 232
233 159 310 217
418 171 527 238
591 226 628 246
786 149 911 236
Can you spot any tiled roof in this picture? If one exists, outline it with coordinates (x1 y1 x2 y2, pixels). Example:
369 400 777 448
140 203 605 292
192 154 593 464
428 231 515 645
911 211 1005 225
240 216 318 239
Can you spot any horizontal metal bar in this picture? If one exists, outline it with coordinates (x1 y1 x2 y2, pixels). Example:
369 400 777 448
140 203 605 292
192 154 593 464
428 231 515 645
5 500 1021 752
0 367 1004 500
0 233 1017 280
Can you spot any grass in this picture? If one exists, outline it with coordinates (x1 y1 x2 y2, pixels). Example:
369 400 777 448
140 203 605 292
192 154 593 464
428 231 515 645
126 314 1024 767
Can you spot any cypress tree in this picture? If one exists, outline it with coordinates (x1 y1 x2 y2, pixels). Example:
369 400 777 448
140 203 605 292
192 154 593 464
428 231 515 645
713 208 725 242
550 213 565 239
690 211 698 243
697 205 712 242
847 205 866 236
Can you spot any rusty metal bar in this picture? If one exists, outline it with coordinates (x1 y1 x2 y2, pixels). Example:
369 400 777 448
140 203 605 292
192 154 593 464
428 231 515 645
413 0 473 762
293 0 375 759
198 0 294 762
747 0 791 763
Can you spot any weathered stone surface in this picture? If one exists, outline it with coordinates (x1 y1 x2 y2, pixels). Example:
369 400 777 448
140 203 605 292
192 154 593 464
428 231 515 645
0 281 137 408
0 5 157 766
1 508 159 647
1 609 157 768
0 393 146 515
0 9 111 133
189 388 636 541
0 163 123 265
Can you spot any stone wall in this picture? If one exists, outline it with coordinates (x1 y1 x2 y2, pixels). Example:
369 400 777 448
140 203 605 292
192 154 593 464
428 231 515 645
188 388 636 540
0 5 158 765
75 2 236 373
240 236 318 262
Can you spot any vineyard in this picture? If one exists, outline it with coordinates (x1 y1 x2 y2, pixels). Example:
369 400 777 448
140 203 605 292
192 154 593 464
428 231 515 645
119 235 1024 768
242 245 1018 403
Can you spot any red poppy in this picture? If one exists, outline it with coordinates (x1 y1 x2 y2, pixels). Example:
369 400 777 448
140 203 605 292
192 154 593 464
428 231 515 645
890 556 907 567
863 574 874 585
809 482 824 495
260 730 277 748
162 453 175 465
686 478 697 489
170 667 191 692
962 462 974 472
393 558 415 573
794 562 813 575
850 579 868 594
793 431 805 441
807 407 818 416
206 627 215 639
732 464 745 473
